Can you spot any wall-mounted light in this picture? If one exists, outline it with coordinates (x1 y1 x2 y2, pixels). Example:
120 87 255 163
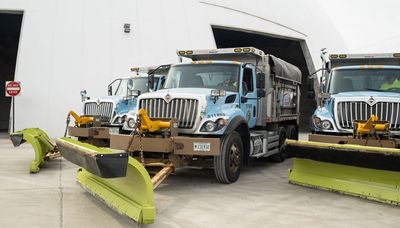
124 23 131 33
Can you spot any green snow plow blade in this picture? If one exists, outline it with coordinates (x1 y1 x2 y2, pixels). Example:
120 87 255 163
56 138 155 224
286 139 400 206
10 128 58 173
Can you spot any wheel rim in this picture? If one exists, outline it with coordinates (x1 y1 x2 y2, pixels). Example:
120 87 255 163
229 143 240 173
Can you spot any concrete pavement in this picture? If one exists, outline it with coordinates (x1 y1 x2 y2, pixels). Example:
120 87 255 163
0 133 399 227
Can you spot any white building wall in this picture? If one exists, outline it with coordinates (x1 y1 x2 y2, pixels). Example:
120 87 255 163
0 0 347 136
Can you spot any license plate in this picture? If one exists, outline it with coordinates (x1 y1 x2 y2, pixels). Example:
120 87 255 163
193 142 211 152
109 127 120 135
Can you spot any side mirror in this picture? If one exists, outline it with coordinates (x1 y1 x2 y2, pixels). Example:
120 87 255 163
108 86 113 96
80 90 89 102
256 72 265 89
257 89 266 97
307 91 315 99
307 78 315 99
127 79 134 91
148 74 155 92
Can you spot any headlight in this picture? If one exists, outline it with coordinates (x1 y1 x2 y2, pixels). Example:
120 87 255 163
127 118 136 128
313 116 321 128
205 121 217 131
118 115 126 124
321 120 333 130
200 118 227 132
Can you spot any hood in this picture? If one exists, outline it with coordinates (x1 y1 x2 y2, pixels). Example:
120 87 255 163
331 91 400 99
85 95 138 115
86 95 122 103
140 88 237 101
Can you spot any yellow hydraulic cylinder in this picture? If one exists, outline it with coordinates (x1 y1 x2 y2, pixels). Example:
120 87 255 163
68 110 94 127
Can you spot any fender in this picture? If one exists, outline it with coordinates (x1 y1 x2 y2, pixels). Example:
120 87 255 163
223 116 248 135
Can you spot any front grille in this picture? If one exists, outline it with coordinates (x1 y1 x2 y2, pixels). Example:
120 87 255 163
84 102 114 122
336 101 400 130
139 98 198 128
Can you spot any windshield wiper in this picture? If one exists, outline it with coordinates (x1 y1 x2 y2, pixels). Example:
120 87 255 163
365 88 400 93
365 88 386 92
386 88 400 92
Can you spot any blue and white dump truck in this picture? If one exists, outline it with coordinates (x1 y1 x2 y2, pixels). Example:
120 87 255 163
68 65 169 144
80 66 168 128
285 52 400 208
113 47 302 182
309 52 400 134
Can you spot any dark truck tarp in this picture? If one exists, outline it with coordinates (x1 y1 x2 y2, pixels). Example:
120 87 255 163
269 55 302 84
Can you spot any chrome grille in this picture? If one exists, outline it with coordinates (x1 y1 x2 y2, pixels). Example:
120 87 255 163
337 101 400 131
84 102 114 122
139 98 198 129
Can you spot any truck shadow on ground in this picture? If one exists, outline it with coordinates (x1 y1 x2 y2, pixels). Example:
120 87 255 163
156 158 291 193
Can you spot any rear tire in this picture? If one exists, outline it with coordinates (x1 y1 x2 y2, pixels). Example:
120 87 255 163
285 125 298 158
214 132 243 184
286 125 298 140
270 127 287 162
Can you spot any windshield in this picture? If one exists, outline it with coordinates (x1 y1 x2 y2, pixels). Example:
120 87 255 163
114 78 156 96
164 64 240 92
327 68 400 94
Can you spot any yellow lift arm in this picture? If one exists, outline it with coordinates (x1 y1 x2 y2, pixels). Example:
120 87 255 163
354 115 389 138
137 108 171 132
67 110 94 127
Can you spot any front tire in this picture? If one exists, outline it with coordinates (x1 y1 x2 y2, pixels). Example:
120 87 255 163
214 132 243 184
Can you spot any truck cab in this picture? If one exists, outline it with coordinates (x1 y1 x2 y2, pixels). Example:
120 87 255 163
81 66 169 129
124 61 259 133
310 53 400 135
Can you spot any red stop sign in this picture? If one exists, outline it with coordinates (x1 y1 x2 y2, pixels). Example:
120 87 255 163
5 81 21 97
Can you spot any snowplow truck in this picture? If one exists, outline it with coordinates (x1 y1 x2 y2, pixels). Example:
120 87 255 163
287 51 400 206
58 47 302 224
67 65 169 147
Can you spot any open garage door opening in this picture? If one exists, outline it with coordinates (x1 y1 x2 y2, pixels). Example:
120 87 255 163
212 27 315 131
0 12 23 135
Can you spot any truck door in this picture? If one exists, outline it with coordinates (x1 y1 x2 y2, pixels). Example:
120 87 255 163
240 66 257 128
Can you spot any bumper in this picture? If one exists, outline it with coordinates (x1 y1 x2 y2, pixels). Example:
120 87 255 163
110 134 221 156
68 126 121 139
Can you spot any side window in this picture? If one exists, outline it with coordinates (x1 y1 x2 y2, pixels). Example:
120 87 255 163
242 68 254 95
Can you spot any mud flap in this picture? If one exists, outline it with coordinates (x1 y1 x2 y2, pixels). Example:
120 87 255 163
286 139 400 205
56 138 155 224
10 128 57 173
